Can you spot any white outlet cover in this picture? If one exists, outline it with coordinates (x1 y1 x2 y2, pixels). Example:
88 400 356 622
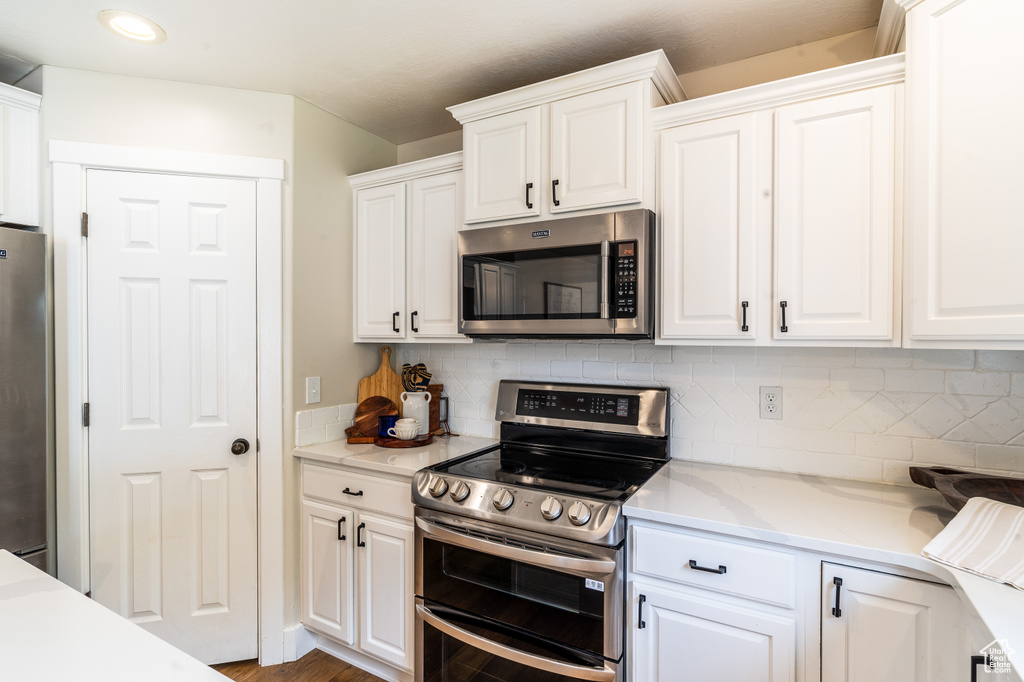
759 386 782 420
306 376 321 405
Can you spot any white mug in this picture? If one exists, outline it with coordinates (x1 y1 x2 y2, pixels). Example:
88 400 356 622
388 420 419 440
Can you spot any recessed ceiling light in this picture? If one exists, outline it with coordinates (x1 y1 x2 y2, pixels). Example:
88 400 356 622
98 10 167 44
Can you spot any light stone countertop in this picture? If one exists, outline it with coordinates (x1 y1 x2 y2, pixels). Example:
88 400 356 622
292 434 498 478
624 460 1024 680
0 550 229 681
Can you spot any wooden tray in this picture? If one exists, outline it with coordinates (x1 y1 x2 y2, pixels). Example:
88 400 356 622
910 466 1024 511
346 396 399 444
374 433 434 448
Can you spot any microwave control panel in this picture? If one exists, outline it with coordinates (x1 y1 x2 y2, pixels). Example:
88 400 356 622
612 241 638 318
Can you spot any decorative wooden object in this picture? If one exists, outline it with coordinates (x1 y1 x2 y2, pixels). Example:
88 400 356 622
909 467 1024 511
357 346 403 408
346 396 398 444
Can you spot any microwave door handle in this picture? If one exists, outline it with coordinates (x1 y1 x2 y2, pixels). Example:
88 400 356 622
417 604 616 682
415 516 616 577
600 240 611 319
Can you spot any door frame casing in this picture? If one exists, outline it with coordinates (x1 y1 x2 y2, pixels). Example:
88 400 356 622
50 140 286 664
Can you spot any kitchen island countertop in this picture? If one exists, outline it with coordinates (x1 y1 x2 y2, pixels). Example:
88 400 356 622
625 460 1024 680
292 434 497 479
0 550 229 681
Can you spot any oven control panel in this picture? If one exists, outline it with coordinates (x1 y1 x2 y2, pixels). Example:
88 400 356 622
413 471 622 545
611 240 638 318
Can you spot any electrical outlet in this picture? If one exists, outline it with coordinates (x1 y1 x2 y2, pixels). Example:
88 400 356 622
305 376 321 405
759 386 782 420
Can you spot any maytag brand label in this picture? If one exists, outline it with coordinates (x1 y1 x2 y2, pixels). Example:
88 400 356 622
531 229 550 239
0 249 7 259
585 578 605 592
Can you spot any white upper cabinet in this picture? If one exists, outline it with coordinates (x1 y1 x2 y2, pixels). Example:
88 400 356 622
450 50 685 226
774 86 896 341
0 83 41 227
351 152 465 342
463 108 541 223
901 0 1024 346
659 112 761 341
655 55 904 346
548 82 644 213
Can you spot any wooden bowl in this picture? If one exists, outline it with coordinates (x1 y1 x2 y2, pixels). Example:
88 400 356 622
909 466 1024 511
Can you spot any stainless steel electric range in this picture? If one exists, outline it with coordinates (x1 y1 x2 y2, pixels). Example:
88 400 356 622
412 380 670 682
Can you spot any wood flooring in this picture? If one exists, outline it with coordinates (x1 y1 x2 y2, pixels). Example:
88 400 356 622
212 649 386 682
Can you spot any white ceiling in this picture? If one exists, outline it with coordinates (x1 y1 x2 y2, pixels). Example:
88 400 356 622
0 0 883 144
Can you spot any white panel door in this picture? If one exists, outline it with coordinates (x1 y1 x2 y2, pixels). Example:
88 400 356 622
358 512 414 671
660 112 760 340
821 563 964 682
904 0 1024 341
774 86 895 340
631 581 796 682
408 171 464 338
86 169 257 664
549 82 643 213
300 500 354 645
463 107 541 223
355 183 406 339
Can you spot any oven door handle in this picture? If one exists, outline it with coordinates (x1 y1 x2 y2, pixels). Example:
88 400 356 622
600 240 611 319
417 604 617 682
415 517 616 577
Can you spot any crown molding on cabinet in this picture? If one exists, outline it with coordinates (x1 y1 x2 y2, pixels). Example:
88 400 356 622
348 151 462 190
0 81 41 111
873 0 908 58
652 53 905 130
893 0 927 10
447 50 685 125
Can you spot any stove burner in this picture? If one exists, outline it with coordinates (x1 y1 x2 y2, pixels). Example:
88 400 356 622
462 458 526 476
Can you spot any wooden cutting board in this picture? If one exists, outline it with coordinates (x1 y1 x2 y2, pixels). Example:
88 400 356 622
357 346 403 409
346 396 399 443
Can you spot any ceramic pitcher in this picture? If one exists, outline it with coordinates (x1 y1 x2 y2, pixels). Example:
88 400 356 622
400 391 431 435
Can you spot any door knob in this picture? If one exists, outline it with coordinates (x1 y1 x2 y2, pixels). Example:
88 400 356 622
231 438 250 455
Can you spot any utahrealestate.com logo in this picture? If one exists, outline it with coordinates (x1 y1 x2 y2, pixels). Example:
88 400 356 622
980 639 1014 675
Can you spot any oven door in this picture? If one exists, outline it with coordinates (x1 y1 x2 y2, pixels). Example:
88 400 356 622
414 510 623 679
417 601 618 682
457 209 651 338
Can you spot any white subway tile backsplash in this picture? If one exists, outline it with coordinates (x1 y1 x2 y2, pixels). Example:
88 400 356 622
295 402 356 446
311 405 341 427
394 343 1024 485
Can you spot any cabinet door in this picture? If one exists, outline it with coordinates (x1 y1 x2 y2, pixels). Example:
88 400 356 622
774 86 895 340
463 108 541 223
904 0 1024 342
357 512 414 671
821 563 963 682
301 500 355 645
0 101 40 227
659 113 760 340
408 171 464 339
631 581 796 682
355 183 406 339
549 82 643 213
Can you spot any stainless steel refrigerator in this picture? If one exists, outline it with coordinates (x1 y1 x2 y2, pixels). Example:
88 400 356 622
0 226 48 571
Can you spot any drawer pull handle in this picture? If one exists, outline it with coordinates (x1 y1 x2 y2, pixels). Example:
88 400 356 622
688 560 727 575
342 487 364 497
971 655 989 682
356 522 366 548
638 594 646 629
741 300 749 332
831 576 843 617
779 300 788 333
552 179 560 207
525 182 533 209
337 516 346 541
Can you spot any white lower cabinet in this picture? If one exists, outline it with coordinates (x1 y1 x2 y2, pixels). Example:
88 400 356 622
300 463 415 675
820 563 963 682
629 522 973 682
631 581 796 682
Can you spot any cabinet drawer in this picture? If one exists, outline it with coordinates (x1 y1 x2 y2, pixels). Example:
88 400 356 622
302 463 413 519
632 526 795 608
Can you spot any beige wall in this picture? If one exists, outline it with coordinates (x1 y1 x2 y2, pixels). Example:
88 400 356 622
397 129 462 164
678 27 877 98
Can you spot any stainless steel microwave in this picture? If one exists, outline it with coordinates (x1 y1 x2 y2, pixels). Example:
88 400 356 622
458 208 653 338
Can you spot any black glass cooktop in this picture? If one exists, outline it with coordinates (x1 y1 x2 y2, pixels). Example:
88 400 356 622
432 443 666 502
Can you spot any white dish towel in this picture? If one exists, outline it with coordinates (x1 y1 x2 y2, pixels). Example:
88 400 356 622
922 496 1024 591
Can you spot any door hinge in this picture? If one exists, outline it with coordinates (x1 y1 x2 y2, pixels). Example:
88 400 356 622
83 402 90 427
81 212 89 238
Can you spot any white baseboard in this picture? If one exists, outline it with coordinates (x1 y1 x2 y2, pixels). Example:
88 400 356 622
282 623 317 662
316 636 413 682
